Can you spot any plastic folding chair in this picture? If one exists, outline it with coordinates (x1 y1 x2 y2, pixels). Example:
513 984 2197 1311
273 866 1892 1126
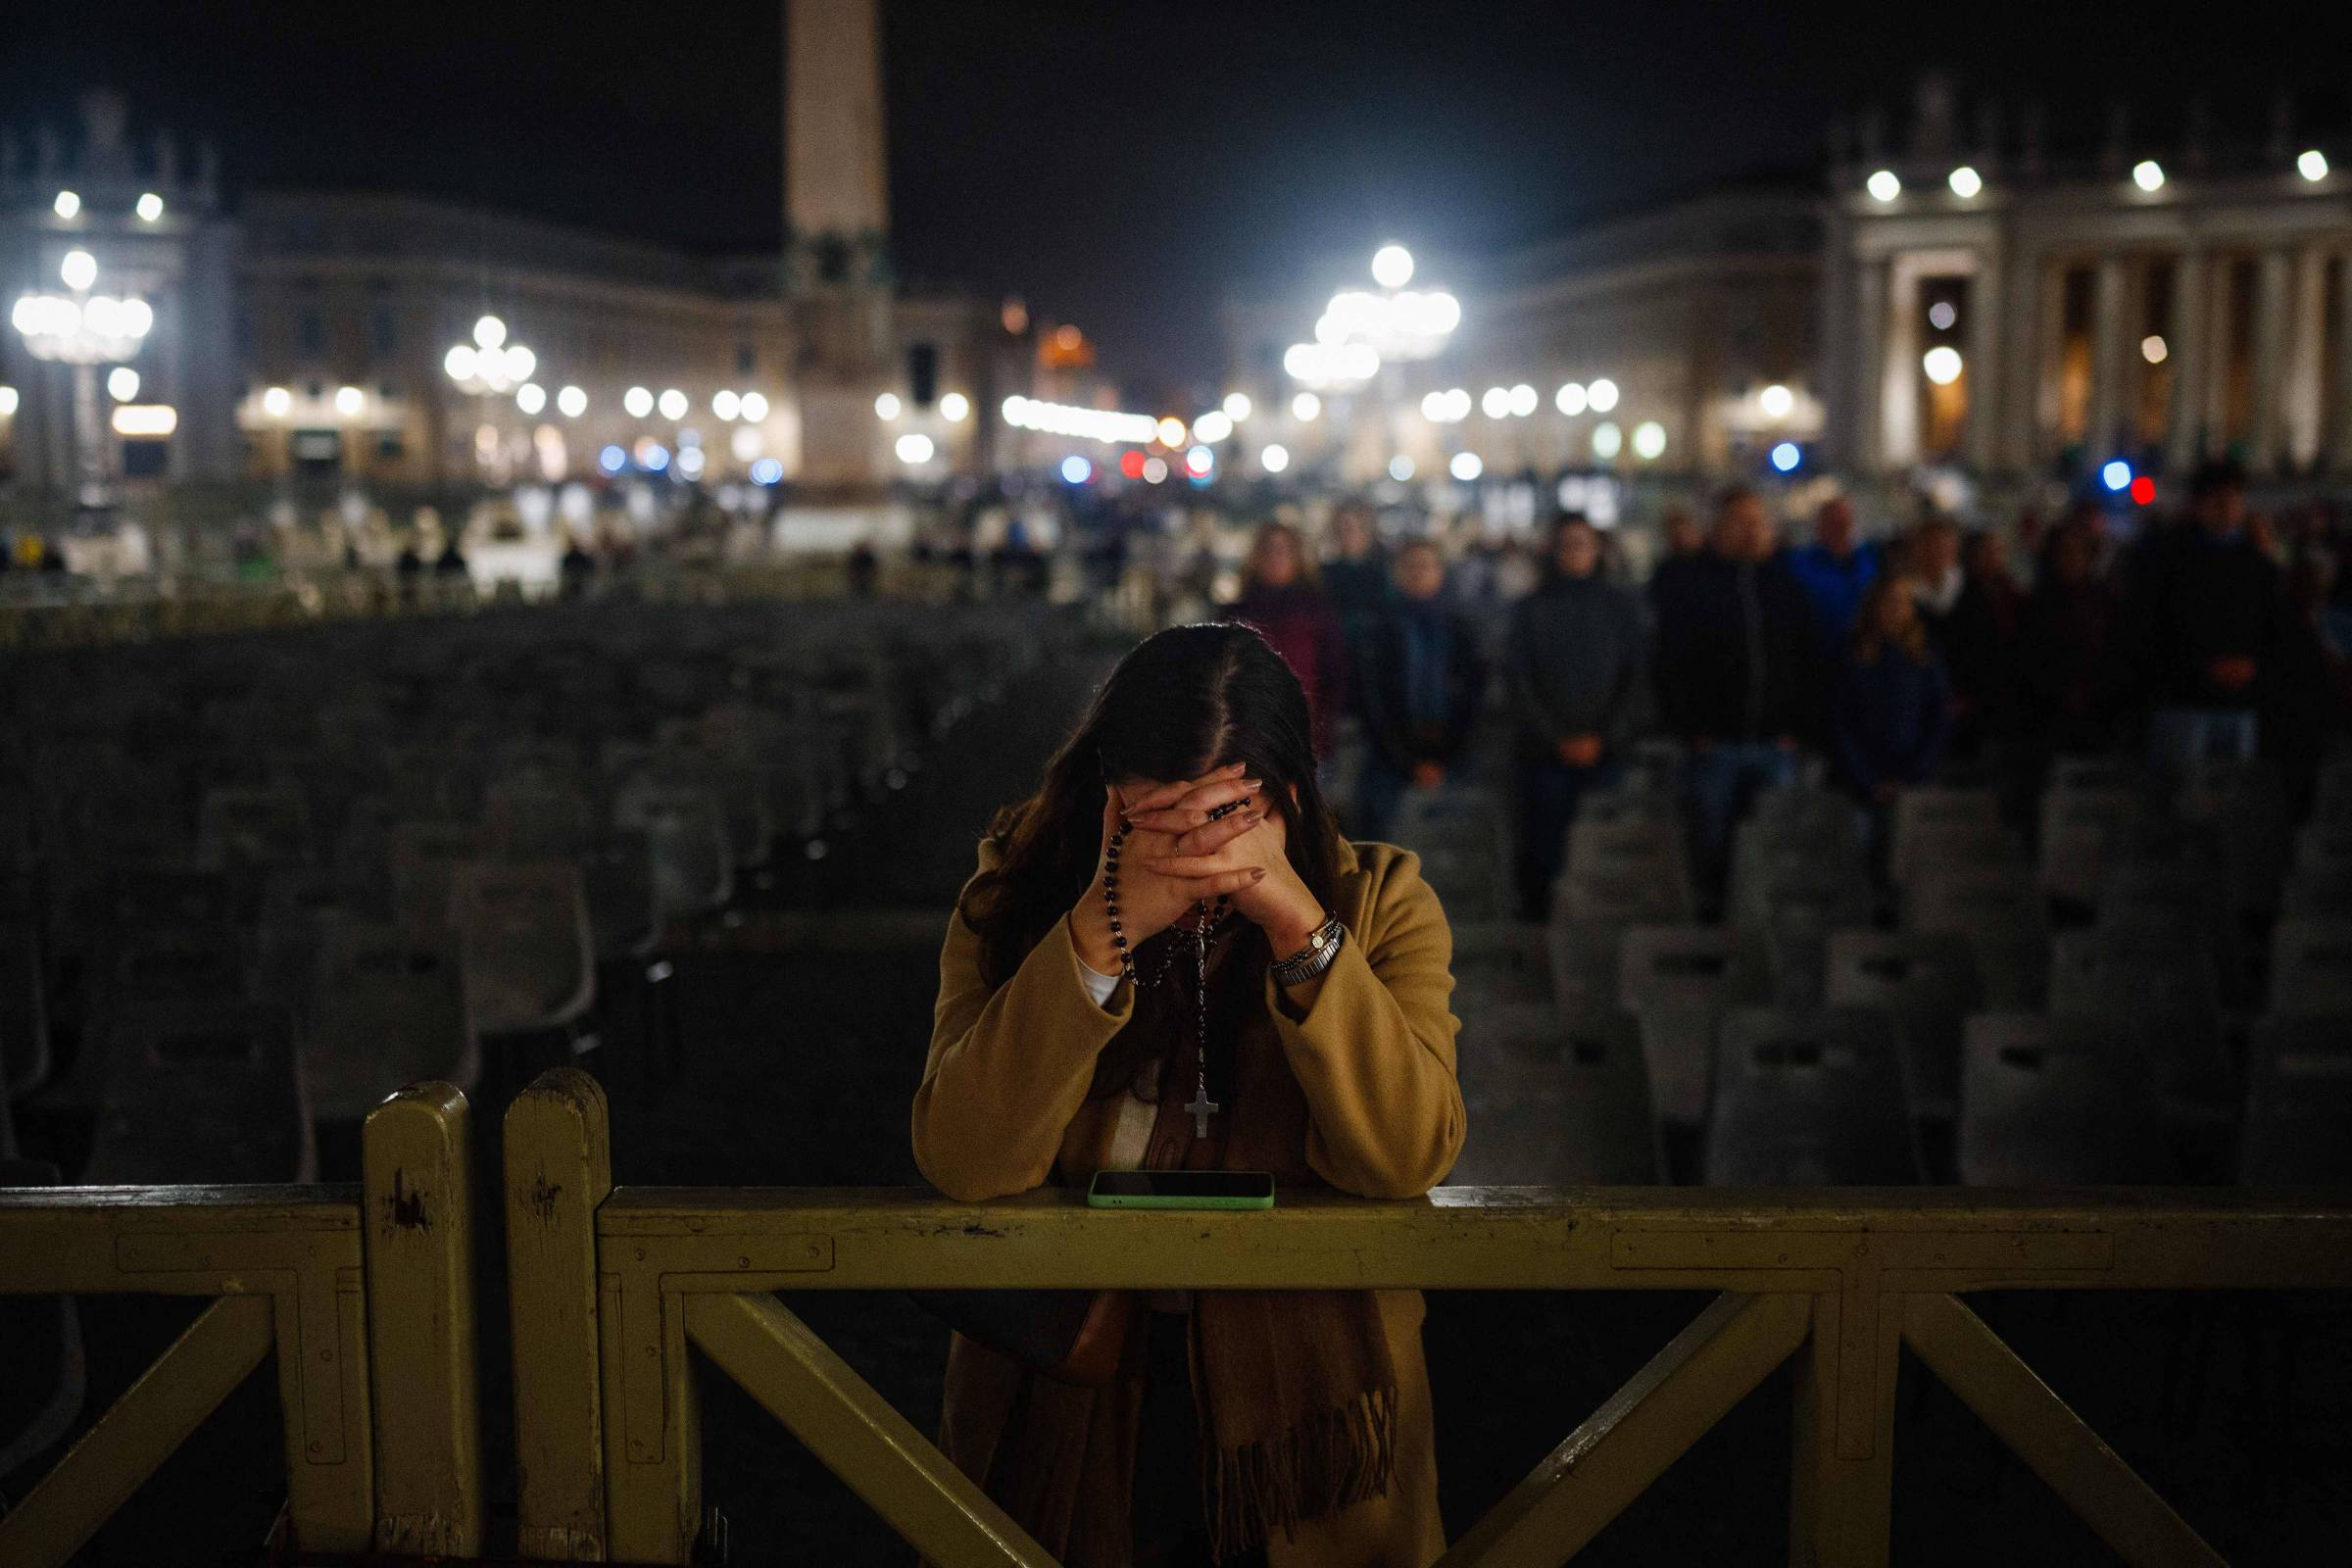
1387 787 1512 924
1449 1006 1658 1184
0 922 52 1097
1890 818 2025 892
388 819 486 943
2047 928 2234 1120
2240 1016 2352 1182
2267 918 2352 1015
1889 786 2002 888
581 829 660 961
196 783 315 870
1957 1012 2180 1185
2037 786 2143 907
1557 817 1693 924
1618 924 1770 1126
1448 922 1555 1017
81 998 316 1183
448 861 596 1035
1823 930 1982 1120
305 914 479 1119
612 782 734 921
1906 865 2049 1008
1702 1007 1923 1185
484 777 602 862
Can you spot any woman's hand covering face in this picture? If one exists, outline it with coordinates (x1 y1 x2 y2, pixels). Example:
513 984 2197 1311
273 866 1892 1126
1090 763 1268 945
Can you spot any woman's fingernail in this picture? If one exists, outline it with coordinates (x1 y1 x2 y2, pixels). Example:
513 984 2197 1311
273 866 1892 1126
1242 778 1263 790
1250 867 1266 882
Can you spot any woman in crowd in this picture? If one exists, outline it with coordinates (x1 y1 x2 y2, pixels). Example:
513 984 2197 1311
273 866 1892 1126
914 622 1464 1568
1352 538 1489 841
1833 571 1953 845
1232 521 1350 760
2015 514 2123 764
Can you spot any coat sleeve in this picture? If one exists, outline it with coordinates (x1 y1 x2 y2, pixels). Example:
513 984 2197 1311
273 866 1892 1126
911 857 1135 1201
1263 850 1466 1199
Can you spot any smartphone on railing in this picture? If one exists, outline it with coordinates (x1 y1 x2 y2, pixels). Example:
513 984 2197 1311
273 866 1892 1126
1086 1170 1275 1209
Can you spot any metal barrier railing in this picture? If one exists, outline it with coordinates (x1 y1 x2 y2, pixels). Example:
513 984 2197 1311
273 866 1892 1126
6 1069 2350 1566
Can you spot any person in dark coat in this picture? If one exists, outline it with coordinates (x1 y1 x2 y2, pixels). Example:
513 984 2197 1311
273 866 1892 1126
1503 514 1647 917
1231 521 1349 761
1320 501 1391 635
2016 514 2124 763
2123 458 2281 768
1833 571 1953 851
1353 540 1489 843
1652 487 1817 886
1944 529 2023 756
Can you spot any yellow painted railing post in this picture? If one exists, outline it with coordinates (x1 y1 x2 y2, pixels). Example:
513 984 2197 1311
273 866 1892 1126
506 1067 614 1561
1788 1291 1899 1567
362 1081 485 1555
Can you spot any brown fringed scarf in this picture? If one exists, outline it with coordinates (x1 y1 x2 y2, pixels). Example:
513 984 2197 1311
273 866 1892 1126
1134 921 1398 1561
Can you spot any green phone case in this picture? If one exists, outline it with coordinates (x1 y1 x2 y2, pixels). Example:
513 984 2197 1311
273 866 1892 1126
1086 1172 1276 1210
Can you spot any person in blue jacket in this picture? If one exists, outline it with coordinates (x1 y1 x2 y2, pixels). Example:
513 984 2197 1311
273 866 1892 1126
1833 569 1952 849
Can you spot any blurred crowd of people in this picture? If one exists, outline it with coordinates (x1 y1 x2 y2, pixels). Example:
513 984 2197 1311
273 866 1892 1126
1204 464 2352 921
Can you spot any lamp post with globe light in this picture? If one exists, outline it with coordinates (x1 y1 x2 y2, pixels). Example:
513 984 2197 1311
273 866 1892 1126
442 314 538 481
1279 245 1459 479
10 246 154 520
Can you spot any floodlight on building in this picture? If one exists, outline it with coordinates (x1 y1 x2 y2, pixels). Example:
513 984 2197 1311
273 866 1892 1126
1283 340 1379 388
1592 421 1623 459
658 388 688 419
1372 244 1414 289
1556 382 1589 416
334 384 366 416
1632 421 1667 461
2101 460 2132 492
1481 386 1511 418
1448 452 1483 482
1586 378 1620 413
1142 456 1168 483
1770 441 1800 472
676 445 706 479
874 391 902 419
1947 166 1984 198
557 384 587 417
1260 444 1291 473
1193 409 1234 443
1866 170 1901 202
472 316 507 351
111 404 176 437
624 386 654 417
711 389 741 420
1421 390 1448 421
740 392 769 421
60 250 97 290
1508 383 1539 416
1156 416 1189 448
0 386 17 417
54 190 84 219
2141 335 2169 365
1922 345 1964 385
2132 160 2165 192
2299 149 2330 182
1389 456 1415 481
1290 391 1321 421
514 383 546 416
1759 383 1794 418
940 391 970 421
1060 455 1093 483
132 192 164 222
106 367 139 402
263 385 291 417
896 432 935 464
445 345 478 381
1928 301 1957 331
1222 391 1251 420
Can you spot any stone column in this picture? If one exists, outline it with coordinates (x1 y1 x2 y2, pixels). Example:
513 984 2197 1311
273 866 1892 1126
2086 257 2129 462
2164 250 2207 473
2249 248 2291 473
2331 252 2352 475
2280 245 2329 473
1999 246 2045 472
1966 243 2003 470
1878 263 1918 468
1855 258 1888 474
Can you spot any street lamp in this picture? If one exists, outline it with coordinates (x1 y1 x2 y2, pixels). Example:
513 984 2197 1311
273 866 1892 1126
11 247 155 514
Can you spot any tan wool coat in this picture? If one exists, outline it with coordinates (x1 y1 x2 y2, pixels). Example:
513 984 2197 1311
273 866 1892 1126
913 836 1466 1567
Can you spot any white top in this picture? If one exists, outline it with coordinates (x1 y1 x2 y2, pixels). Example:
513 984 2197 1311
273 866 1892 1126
1076 947 1190 1311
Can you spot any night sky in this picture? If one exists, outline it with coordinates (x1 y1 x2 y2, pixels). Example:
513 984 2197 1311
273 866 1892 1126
8 2 2351 391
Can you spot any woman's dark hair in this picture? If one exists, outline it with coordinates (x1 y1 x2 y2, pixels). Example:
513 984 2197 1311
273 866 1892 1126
957 622 1343 996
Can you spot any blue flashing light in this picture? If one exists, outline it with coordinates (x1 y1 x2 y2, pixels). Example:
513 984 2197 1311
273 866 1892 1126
1059 455 1093 484
598 444 627 474
642 444 670 472
749 457 783 486
2100 459 2132 492
1769 441 1800 473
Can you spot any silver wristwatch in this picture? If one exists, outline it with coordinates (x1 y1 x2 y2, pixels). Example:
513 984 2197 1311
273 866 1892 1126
1269 913 1346 986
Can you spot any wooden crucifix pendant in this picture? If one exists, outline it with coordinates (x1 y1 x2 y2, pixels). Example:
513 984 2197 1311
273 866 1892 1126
1184 1086 1221 1139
